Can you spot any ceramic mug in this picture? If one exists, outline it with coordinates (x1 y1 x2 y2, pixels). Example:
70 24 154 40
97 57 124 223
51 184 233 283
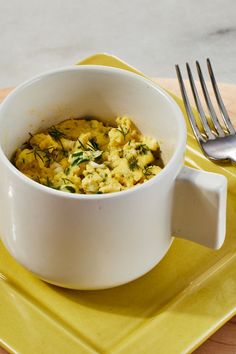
0 66 227 289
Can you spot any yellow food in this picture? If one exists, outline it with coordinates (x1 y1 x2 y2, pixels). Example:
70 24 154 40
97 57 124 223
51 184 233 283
13 116 163 194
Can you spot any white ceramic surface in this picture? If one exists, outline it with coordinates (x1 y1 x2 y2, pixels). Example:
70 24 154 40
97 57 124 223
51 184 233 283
0 66 227 289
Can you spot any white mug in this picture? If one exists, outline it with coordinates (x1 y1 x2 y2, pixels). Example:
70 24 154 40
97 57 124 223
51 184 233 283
0 66 227 289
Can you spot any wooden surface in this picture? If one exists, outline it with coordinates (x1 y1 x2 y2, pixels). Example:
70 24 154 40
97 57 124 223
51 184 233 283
0 80 236 354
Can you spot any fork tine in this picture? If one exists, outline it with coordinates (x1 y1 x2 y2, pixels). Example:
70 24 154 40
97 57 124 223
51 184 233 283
196 61 225 137
207 58 235 135
175 65 205 143
186 63 215 140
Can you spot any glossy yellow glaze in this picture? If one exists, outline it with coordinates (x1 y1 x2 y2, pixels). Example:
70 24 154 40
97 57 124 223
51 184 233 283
1 54 236 354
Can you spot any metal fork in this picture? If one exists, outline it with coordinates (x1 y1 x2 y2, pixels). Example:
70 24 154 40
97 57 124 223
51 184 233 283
175 59 236 162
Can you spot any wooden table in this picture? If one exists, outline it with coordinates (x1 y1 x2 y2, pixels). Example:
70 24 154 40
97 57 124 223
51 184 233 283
0 80 236 354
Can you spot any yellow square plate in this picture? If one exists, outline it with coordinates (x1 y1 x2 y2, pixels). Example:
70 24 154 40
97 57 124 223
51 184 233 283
1 54 236 354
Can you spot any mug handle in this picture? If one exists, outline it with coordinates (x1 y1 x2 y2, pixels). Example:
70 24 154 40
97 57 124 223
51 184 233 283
172 166 227 249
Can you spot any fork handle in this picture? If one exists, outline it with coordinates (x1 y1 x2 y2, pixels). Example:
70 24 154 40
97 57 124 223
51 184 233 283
172 166 227 249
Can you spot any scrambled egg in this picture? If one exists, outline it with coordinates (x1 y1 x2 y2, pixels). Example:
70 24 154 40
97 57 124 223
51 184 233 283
13 117 163 194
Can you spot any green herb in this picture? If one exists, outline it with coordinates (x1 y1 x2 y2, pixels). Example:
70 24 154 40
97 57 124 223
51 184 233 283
27 147 44 163
64 167 70 175
27 132 34 144
21 141 32 150
128 157 138 171
48 126 67 154
35 176 41 183
21 133 33 149
143 166 154 176
71 151 90 166
71 149 103 166
87 138 99 151
72 151 84 157
77 139 86 150
136 144 149 155
46 177 54 188
64 185 76 193
48 126 65 140
72 157 90 166
77 138 100 152
45 177 59 190
62 177 73 184
43 146 54 167
116 126 130 139
92 150 103 160
96 191 103 194
26 145 55 167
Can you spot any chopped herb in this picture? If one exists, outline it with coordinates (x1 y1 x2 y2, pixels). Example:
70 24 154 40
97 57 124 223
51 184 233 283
27 147 44 163
62 177 73 184
143 166 154 176
27 145 55 167
48 126 65 140
136 144 149 155
87 138 99 151
116 125 130 139
72 157 90 166
20 141 32 150
43 147 54 167
71 150 103 166
20 133 34 149
77 139 86 150
62 150 69 157
46 177 54 188
64 167 70 175
72 151 84 157
64 185 76 193
77 138 100 151
128 157 138 171
71 152 88 166
35 176 41 183
96 191 103 194
44 146 54 154
48 126 67 154
93 150 103 160
45 177 59 190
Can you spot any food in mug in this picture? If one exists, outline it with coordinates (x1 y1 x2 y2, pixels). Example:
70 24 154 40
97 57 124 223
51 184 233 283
13 116 163 194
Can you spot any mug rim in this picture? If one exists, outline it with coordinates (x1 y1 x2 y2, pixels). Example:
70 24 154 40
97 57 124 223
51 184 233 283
0 65 186 200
